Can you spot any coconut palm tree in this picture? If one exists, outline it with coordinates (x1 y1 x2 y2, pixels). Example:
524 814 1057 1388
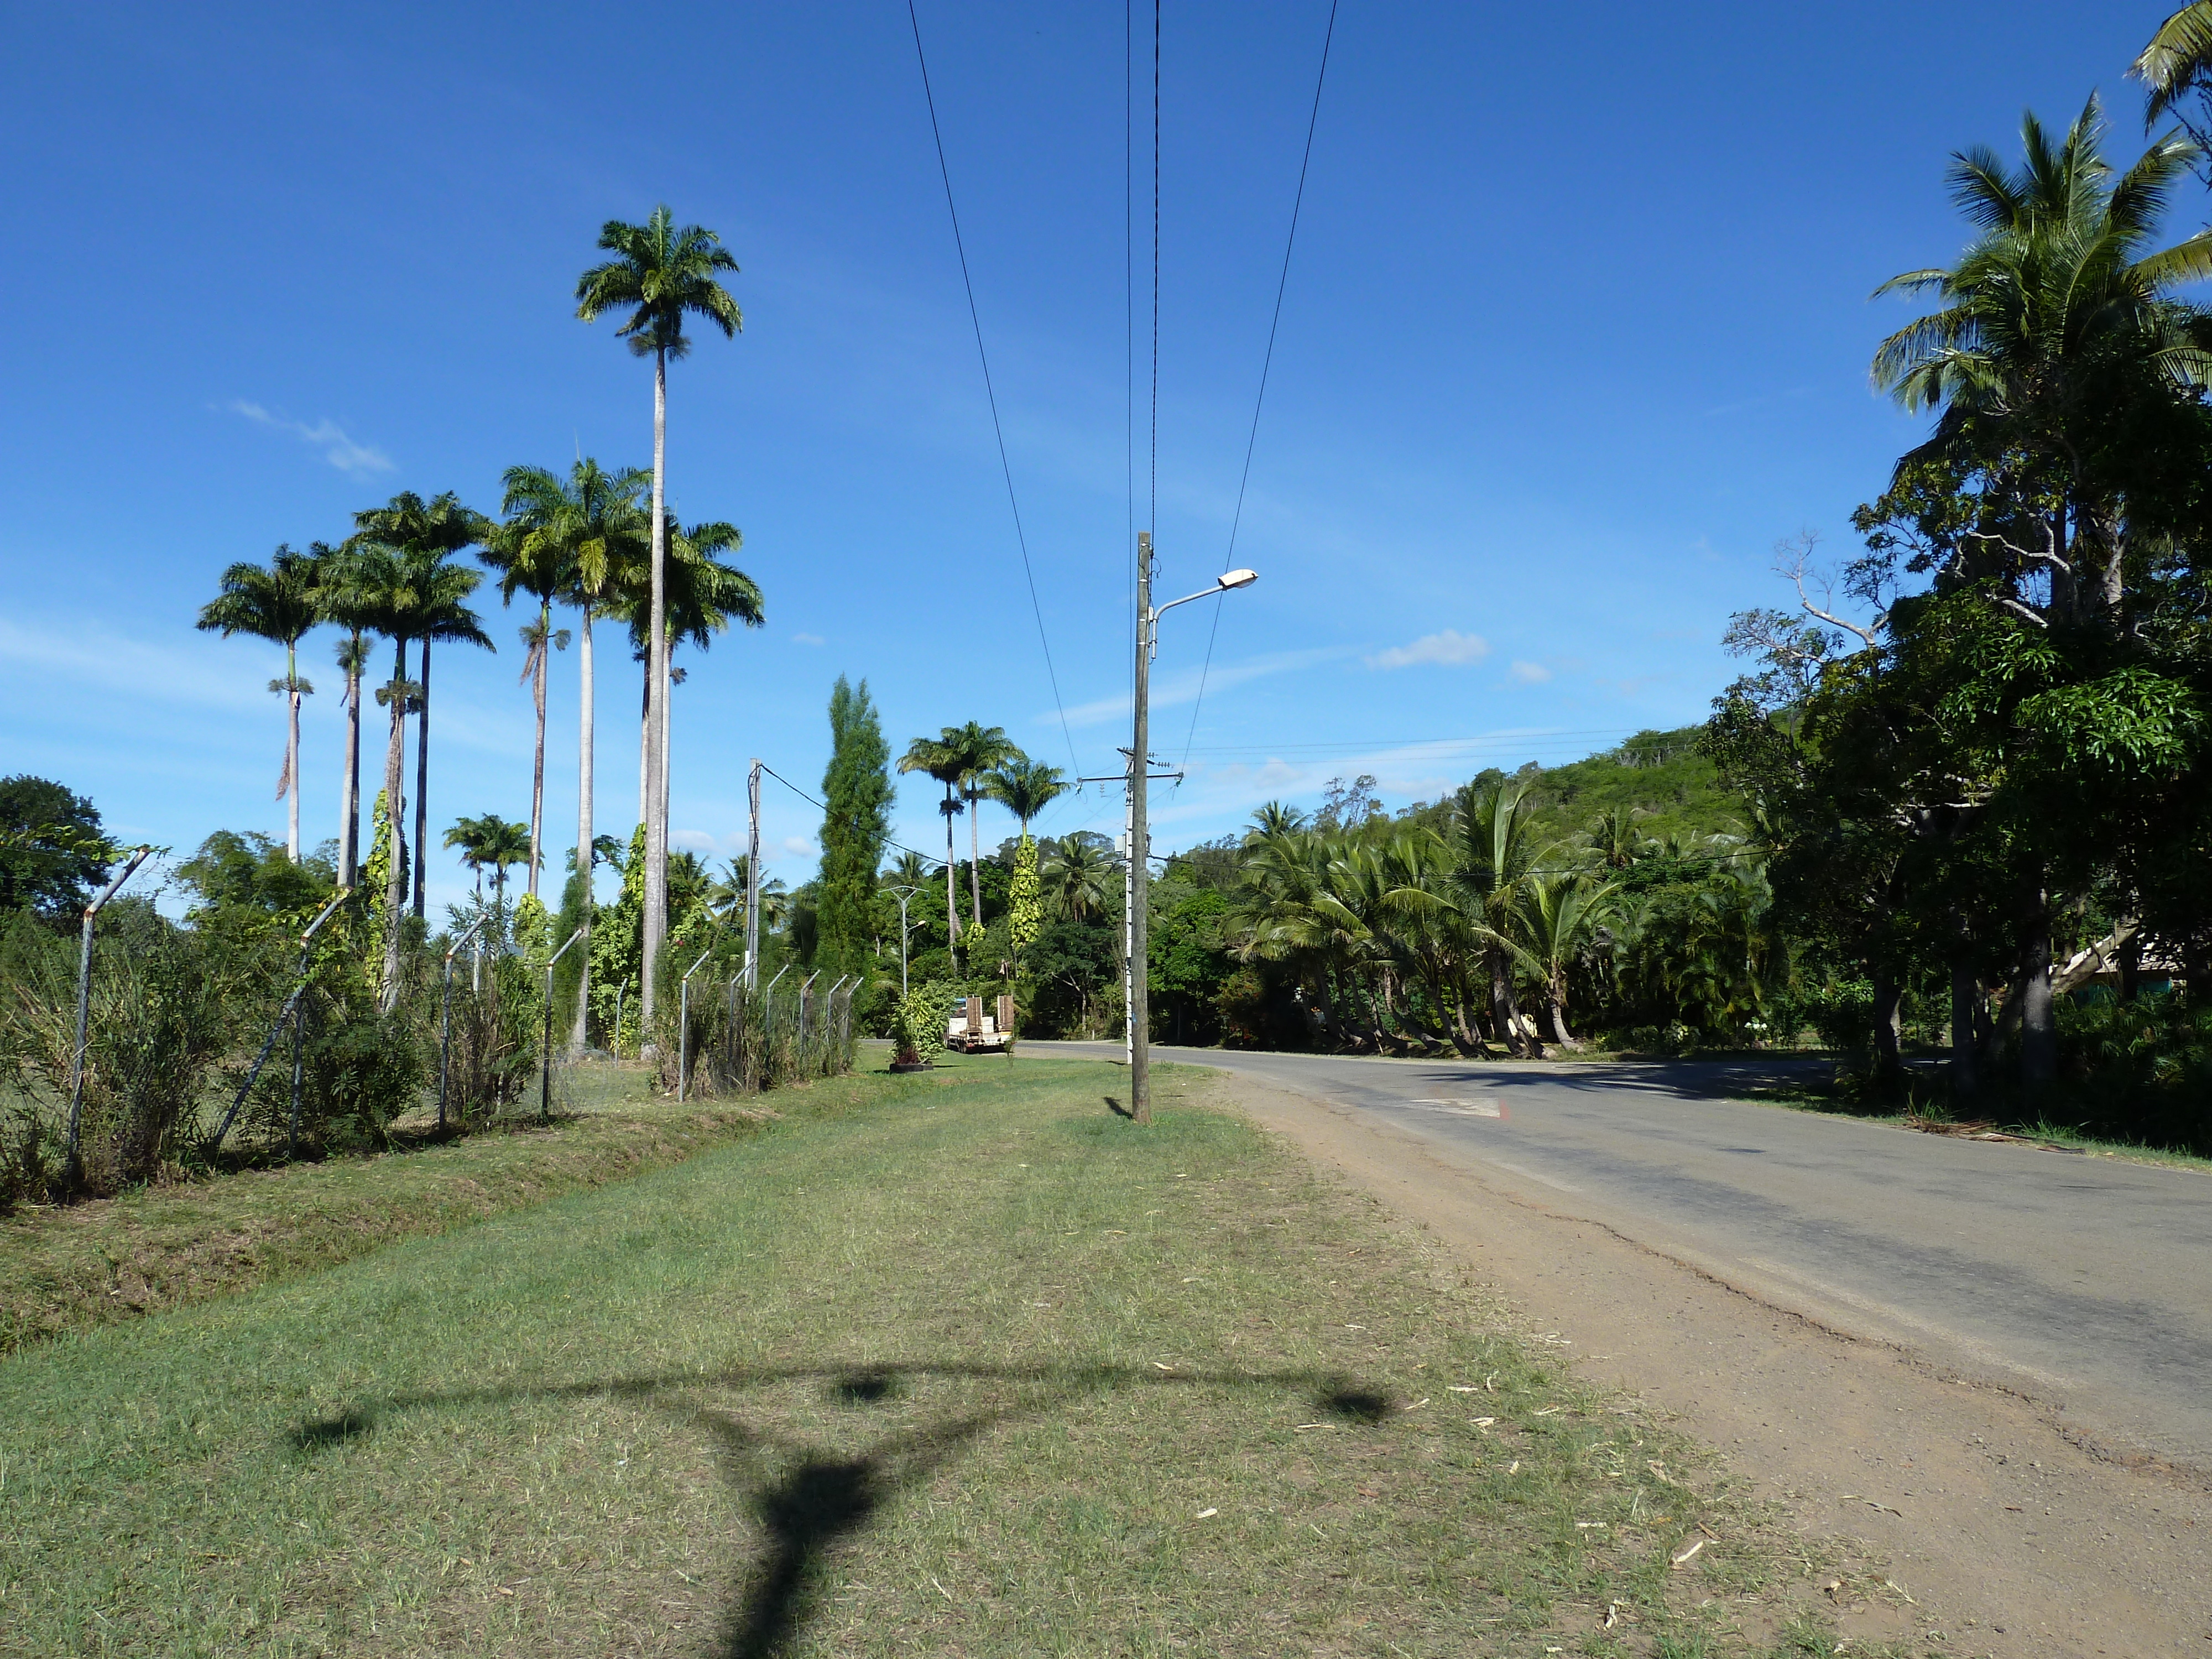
476 815 534 907
1446 778 1549 1057
576 205 743 1025
1041 834 1119 925
351 491 492 917
1521 873 1619 1047
444 814 491 901
196 544 320 862
1871 98 2212 620
2136 6 2212 145
898 735 969 948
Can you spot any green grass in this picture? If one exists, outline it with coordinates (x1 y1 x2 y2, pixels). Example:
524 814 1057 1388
0 1055 1882 1657
0 1060 779 1355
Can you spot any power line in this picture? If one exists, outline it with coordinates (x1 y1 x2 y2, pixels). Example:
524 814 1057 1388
904 0 1082 778
756 763 946 872
1182 0 1339 766
1178 726 1651 757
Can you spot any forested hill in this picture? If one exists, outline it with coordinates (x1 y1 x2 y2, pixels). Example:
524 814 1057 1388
1373 726 1745 852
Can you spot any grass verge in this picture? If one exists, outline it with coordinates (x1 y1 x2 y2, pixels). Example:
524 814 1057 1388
0 1055 1892 1657
0 1061 780 1355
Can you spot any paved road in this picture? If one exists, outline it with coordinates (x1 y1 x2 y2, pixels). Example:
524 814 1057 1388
1027 1040 2212 1467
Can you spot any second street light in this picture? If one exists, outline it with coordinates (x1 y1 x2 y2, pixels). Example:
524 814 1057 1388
1126 534 1258 1125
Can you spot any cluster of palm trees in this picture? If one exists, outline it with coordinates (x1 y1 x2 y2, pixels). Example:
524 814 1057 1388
896 723 1072 950
1219 784 1761 1056
196 204 754 1025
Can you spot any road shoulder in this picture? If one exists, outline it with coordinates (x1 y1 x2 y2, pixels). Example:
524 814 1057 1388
1212 1067 2212 1659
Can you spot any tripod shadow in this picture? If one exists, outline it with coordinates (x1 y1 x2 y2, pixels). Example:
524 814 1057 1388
289 1359 1401 1658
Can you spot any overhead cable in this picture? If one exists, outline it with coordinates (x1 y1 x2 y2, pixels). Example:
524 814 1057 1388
904 0 1082 777
1181 0 1340 765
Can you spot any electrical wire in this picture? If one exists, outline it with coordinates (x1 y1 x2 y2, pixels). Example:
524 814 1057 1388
905 0 1082 778
1181 0 1339 767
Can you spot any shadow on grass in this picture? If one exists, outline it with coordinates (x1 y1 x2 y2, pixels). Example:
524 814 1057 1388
289 1358 1401 1658
1103 1095 1133 1119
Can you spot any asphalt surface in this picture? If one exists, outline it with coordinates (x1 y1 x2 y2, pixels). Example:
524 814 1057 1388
1027 1040 2212 1467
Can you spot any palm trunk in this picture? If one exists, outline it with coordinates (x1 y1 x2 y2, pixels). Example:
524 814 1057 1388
639 659 652 827
660 643 674 863
1870 963 1903 1091
379 638 409 1013
339 634 362 888
412 637 431 920
572 604 595 1051
641 346 669 1027
1489 947 1524 1058
528 601 549 899
969 791 983 928
945 789 960 946
285 639 302 863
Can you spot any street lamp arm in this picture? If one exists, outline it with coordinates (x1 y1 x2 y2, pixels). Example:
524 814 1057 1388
1152 568 1260 622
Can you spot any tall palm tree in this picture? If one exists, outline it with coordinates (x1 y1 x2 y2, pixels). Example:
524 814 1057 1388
444 814 491 901
946 723 1018 929
1040 834 1118 925
196 544 320 862
1871 98 2212 620
351 491 492 917
898 735 969 947
985 756 1070 841
321 580 378 888
482 470 582 898
654 518 762 841
576 205 743 1025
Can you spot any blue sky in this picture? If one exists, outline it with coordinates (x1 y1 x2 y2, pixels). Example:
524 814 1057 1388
0 2 2184 913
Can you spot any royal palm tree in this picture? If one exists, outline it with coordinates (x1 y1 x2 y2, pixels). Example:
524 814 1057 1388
985 756 1070 841
476 814 533 906
481 470 579 898
1871 98 2212 620
196 544 320 862
576 205 743 1024
945 724 1018 929
323 604 377 888
653 519 762 838
351 491 492 917
444 814 491 901
898 735 969 947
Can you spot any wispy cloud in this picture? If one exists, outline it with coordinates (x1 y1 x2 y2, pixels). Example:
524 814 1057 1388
791 633 825 646
1365 629 1489 670
1509 660 1552 683
781 835 816 857
225 400 394 474
1056 647 1346 730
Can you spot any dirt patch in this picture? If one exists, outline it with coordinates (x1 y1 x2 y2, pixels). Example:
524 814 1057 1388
1217 1071 2212 1658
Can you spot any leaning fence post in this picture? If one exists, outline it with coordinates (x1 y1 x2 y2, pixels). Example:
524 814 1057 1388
678 946 716 1103
65 846 154 1194
540 927 587 1125
202 885 349 1162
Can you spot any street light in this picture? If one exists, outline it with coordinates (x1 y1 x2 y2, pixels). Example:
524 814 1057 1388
885 884 921 998
1127 537 1258 1124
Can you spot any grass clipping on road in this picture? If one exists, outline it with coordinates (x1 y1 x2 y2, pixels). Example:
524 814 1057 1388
0 1056 1856 1657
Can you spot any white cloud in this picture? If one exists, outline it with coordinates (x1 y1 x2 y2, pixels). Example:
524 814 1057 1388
1365 629 1490 670
791 633 826 646
781 835 816 857
225 400 394 474
1509 660 1552 683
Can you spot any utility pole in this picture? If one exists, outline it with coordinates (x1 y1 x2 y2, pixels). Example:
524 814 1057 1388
743 758 762 989
1130 532 1153 1124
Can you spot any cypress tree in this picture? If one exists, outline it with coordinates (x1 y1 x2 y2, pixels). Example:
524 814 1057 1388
817 676 893 978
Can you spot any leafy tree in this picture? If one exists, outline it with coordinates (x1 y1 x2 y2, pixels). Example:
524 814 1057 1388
196 543 320 861
576 204 743 1026
817 676 892 979
0 778 109 918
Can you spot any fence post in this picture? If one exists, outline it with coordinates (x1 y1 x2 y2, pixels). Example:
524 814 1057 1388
201 885 351 1163
64 847 154 1195
678 947 715 1103
541 927 587 1125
